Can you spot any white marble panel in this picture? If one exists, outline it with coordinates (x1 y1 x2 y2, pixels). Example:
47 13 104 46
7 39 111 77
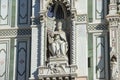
0 40 9 80
30 27 39 79
75 0 87 14
96 37 105 79
96 0 103 19
0 0 8 24
76 24 88 76
0 44 6 80
93 33 109 80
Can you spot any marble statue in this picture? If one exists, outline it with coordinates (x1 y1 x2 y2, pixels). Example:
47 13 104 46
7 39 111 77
111 56 119 80
47 21 68 57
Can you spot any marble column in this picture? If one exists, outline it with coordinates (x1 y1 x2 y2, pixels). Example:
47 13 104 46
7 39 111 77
29 0 39 79
39 0 46 66
70 20 76 65
70 0 77 64
39 11 46 66
109 19 119 80
107 6 120 79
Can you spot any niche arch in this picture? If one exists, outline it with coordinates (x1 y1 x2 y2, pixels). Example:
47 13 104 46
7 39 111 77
46 0 71 19
45 0 72 64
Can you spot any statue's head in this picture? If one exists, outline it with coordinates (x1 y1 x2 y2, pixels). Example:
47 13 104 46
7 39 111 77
57 21 62 30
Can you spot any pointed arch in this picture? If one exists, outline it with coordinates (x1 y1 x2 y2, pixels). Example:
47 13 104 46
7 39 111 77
46 0 71 19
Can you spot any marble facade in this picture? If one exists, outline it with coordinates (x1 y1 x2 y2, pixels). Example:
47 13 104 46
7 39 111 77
0 0 120 80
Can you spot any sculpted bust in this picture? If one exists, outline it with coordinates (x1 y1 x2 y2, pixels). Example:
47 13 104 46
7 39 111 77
47 21 68 57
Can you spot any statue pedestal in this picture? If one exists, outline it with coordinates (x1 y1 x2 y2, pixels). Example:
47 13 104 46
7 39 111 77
48 56 68 66
38 56 77 80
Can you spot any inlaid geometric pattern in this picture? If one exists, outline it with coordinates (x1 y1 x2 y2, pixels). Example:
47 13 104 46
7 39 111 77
88 23 108 31
0 28 31 37
0 0 9 25
0 49 6 80
96 36 105 79
77 14 87 23
18 0 29 24
0 40 9 80
17 41 27 80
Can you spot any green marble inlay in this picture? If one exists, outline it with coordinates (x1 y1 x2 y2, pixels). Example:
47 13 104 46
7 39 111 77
11 0 16 27
88 0 93 22
9 38 15 80
88 33 93 80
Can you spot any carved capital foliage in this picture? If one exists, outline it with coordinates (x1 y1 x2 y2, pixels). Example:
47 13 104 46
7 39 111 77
106 15 120 28
47 0 70 9
47 0 70 11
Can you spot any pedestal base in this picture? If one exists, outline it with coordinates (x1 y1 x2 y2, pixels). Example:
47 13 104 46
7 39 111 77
48 56 68 65
38 57 77 80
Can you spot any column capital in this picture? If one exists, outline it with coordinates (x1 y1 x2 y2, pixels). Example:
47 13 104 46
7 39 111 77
106 14 120 28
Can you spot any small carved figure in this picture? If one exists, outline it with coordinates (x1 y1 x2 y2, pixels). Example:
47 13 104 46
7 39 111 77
48 21 68 57
111 56 119 80
48 64 60 74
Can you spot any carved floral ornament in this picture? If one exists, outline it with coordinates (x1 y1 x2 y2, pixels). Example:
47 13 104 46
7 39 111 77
46 0 71 19
47 0 70 9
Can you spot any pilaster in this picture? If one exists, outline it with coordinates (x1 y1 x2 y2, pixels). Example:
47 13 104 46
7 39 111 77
29 24 39 80
75 13 88 79
39 10 46 66
70 9 77 65
29 0 40 79
107 15 120 80
106 0 120 79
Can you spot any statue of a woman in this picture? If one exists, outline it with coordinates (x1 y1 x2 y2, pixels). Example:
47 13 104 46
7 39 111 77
48 21 68 57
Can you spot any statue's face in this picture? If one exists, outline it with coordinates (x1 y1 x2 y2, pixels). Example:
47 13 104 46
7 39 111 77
57 22 62 30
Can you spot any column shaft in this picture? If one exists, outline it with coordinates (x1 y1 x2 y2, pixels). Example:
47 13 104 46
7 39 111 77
70 20 76 64
40 22 45 66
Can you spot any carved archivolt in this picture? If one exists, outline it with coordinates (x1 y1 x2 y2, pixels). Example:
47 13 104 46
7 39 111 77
47 0 70 9
46 0 71 19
